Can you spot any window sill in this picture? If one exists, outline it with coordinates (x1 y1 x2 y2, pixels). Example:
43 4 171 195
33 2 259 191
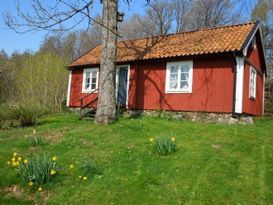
165 90 192 94
82 90 98 94
249 96 256 101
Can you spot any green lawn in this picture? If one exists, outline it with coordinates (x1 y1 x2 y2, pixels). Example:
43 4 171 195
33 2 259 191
0 114 272 205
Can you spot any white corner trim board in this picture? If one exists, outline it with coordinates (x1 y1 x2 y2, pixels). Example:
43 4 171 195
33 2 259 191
235 57 244 114
66 70 72 107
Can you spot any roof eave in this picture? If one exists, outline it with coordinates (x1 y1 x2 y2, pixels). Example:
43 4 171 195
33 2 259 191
67 51 240 69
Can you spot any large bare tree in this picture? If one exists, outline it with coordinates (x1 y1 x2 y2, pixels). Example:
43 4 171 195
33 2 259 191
95 0 118 124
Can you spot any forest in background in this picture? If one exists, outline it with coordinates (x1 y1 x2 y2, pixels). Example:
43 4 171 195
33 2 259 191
0 0 272 121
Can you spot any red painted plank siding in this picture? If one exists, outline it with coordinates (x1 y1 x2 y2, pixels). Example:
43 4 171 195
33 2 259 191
69 69 98 107
69 52 265 116
69 58 235 114
128 58 235 113
242 33 265 116
242 64 263 116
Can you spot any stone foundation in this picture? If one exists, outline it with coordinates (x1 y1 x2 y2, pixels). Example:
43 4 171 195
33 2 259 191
124 110 254 125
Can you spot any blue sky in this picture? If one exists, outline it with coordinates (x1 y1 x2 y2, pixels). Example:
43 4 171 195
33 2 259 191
0 0 147 55
0 0 255 56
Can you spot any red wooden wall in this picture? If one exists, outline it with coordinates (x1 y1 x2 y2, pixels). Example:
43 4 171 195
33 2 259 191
128 58 235 113
242 33 265 116
69 68 98 108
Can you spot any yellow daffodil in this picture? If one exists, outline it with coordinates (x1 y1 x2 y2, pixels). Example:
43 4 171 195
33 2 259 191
38 187 42 192
69 164 74 169
23 159 28 164
28 181 34 186
11 157 16 162
51 156 58 161
83 176 87 180
15 161 20 166
12 162 17 167
7 161 10 165
18 157 22 162
79 175 82 179
171 137 176 142
149 137 155 142
13 152 17 157
50 169 56 175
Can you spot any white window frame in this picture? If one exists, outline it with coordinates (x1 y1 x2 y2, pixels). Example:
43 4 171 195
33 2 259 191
249 66 257 99
165 61 193 93
82 68 99 93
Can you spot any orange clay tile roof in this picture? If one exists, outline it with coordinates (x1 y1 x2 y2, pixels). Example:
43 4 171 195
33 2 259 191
69 22 256 68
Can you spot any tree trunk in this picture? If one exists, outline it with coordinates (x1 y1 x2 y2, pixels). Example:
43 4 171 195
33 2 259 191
95 0 118 124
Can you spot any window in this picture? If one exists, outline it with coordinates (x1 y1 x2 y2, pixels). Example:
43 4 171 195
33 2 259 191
249 66 257 99
165 61 193 93
82 68 99 93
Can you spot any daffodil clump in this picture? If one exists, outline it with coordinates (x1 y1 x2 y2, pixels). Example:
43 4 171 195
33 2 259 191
149 136 177 156
7 152 28 168
18 153 58 189
7 150 103 192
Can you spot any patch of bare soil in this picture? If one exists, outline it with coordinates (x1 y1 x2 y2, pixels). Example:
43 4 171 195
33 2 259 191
4 185 29 200
41 131 64 143
1 185 51 204
80 139 95 146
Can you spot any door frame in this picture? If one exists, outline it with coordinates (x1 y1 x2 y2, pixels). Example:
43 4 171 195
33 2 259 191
116 65 130 108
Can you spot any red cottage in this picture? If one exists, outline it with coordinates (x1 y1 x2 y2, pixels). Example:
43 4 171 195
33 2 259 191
67 21 267 116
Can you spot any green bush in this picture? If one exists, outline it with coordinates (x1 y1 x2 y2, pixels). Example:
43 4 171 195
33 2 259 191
152 136 177 156
0 104 16 128
19 154 58 186
0 104 45 128
13 105 44 127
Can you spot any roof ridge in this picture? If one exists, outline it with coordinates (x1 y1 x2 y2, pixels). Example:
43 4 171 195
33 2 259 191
117 21 256 44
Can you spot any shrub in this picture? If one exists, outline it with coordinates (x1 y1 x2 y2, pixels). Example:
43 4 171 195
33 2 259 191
151 136 177 156
13 105 44 127
18 154 58 186
0 104 15 128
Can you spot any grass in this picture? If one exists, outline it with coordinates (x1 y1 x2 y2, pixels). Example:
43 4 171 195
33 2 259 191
0 113 273 204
